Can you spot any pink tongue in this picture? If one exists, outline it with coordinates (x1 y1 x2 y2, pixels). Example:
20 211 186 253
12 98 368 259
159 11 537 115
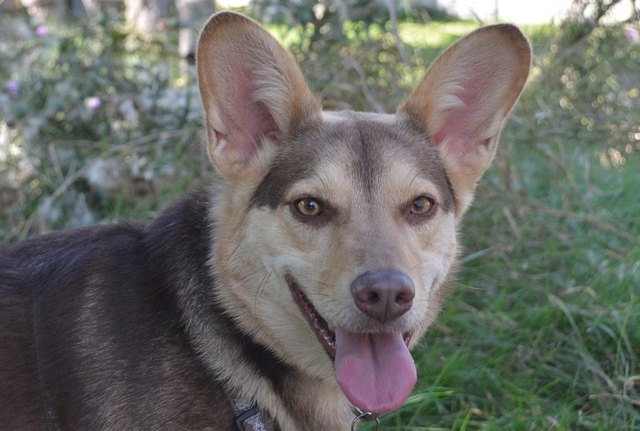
335 329 416 414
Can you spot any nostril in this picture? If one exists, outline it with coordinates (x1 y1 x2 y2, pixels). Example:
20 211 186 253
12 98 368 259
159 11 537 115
395 289 414 305
367 291 379 304
354 288 379 306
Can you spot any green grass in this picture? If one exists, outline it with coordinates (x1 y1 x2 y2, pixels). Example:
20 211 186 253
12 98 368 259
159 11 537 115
399 20 478 48
1 12 639 430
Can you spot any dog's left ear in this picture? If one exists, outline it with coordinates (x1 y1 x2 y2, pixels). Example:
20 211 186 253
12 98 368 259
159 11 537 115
196 12 320 179
399 24 531 215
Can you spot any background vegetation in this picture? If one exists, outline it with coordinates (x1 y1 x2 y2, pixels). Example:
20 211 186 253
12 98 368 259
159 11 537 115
1 1 638 429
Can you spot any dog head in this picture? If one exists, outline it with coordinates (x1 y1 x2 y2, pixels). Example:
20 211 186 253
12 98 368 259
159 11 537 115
197 12 530 415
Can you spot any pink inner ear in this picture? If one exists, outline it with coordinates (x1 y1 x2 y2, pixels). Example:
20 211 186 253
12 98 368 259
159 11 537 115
220 69 280 162
431 65 497 160
225 101 279 162
433 121 470 159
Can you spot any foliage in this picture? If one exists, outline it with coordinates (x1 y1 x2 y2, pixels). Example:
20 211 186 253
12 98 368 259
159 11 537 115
1 7 639 430
253 0 440 112
0 14 206 240
560 0 639 43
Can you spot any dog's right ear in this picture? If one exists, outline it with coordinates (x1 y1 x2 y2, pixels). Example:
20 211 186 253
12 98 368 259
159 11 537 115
196 12 320 179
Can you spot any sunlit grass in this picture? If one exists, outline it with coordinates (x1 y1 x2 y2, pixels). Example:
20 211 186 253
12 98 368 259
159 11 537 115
399 21 478 48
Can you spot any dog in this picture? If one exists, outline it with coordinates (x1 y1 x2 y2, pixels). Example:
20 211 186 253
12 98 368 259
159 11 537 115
0 11 531 430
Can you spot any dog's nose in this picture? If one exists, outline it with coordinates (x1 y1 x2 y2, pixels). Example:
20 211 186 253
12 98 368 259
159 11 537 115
350 270 414 322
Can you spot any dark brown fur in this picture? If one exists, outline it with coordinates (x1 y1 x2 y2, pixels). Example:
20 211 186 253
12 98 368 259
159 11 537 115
0 194 281 429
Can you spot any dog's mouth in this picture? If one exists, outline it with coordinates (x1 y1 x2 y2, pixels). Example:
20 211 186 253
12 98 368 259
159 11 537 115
286 275 416 414
287 275 338 358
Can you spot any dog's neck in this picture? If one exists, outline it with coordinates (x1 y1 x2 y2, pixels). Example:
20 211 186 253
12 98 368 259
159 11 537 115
153 195 353 430
183 294 354 430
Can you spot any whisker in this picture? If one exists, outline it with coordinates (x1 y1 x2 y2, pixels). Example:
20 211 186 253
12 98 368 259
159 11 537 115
253 270 273 311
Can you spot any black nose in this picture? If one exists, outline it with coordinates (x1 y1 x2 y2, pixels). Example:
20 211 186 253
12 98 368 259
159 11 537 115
350 270 415 322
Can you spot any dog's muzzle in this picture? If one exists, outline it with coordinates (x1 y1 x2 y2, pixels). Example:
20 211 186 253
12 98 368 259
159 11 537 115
286 272 417 415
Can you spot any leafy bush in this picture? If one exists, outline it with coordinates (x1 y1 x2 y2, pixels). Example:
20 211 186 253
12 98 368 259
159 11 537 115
0 15 206 240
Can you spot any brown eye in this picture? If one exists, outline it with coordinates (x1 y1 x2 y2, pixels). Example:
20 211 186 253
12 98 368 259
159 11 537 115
410 196 435 215
295 198 322 217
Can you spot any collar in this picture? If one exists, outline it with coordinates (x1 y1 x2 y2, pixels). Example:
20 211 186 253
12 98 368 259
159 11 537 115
231 398 382 430
232 397 275 431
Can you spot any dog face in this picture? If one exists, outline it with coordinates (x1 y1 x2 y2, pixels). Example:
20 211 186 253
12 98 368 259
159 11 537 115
197 12 530 415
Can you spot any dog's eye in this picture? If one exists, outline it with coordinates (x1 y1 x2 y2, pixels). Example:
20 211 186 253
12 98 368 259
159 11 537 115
294 198 322 217
410 196 434 214
405 196 437 224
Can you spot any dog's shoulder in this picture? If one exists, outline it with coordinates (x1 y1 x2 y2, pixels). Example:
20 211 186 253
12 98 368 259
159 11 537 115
0 192 238 430
0 191 211 292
